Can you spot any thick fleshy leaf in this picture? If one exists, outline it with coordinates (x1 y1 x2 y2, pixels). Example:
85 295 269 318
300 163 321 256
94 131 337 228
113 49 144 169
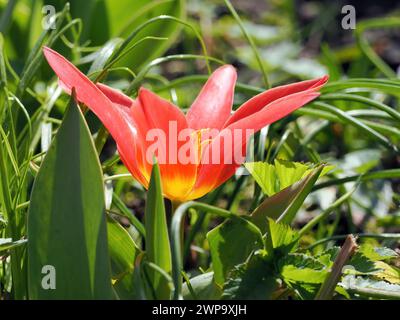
224 75 328 127
144 161 172 299
107 215 140 299
28 96 113 299
186 65 237 130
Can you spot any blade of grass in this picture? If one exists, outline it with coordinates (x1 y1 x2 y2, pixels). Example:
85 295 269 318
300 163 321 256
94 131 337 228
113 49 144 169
223 0 270 88
314 168 400 190
320 93 400 122
312 102 398 152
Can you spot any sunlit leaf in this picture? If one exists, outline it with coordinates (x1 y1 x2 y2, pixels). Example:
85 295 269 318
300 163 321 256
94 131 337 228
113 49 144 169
265 218 298 257
144 161 172 299
250 165 325 231
27 95 113 299
182 272 221 300
222 250 278 300
207 216 263 286
107 215 140 299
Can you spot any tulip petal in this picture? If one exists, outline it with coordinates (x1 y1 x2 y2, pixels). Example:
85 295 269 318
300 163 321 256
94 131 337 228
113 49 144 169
186 65 237 130
224 75 328 127
43 46 148 186
96 82 135 108
187 90 322 200
137 88 198 200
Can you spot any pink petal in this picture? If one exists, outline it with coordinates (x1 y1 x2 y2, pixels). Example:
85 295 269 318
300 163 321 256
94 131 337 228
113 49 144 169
186 65 237 130
188 90 322 199
43 46 148 186
137 88 198 199
224 75 328 127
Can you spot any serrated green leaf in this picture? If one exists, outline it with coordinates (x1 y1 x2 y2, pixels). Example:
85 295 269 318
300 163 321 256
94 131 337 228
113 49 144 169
265 218 298 257
348 252 379 274
274 159 311 190
315 246 340 267
250 165 324 230
222 250 278 300
279 253 327 284
207 216 263 286
244 162 276 195
341 276 400 299
373 261 400 284
245 160 333 198
346 250 400 284
27 96 113 299
359 244 399 261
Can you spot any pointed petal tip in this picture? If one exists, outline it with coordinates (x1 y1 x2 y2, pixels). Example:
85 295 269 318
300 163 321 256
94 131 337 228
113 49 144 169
138 86 150 95
186 64 237 130
42 46 57 59
216 64 237 77
313 74 329 88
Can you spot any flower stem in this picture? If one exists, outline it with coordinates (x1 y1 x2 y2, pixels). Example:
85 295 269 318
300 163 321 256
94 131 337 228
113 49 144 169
170 201 233 300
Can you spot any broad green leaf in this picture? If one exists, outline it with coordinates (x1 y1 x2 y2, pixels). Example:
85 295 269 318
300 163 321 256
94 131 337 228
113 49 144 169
315 247 340 267
116 8 183 70
245 160 333 197
348 252 379 274
277 252 334 299
347 249 400 285
244 162 276 196
279 253 327 284
274 159 310 190
27 96 113 299
222 250 278 300
107 215 140 299
144 161 172 299
207 216 263 286
359 244 399 261
265 218 298 257
341 276 400 299
373 261 400 284
182 272 221 300
250 165 324 231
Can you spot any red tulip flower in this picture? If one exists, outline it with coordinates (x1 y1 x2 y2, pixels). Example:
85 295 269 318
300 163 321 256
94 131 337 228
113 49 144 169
43 47 328 202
